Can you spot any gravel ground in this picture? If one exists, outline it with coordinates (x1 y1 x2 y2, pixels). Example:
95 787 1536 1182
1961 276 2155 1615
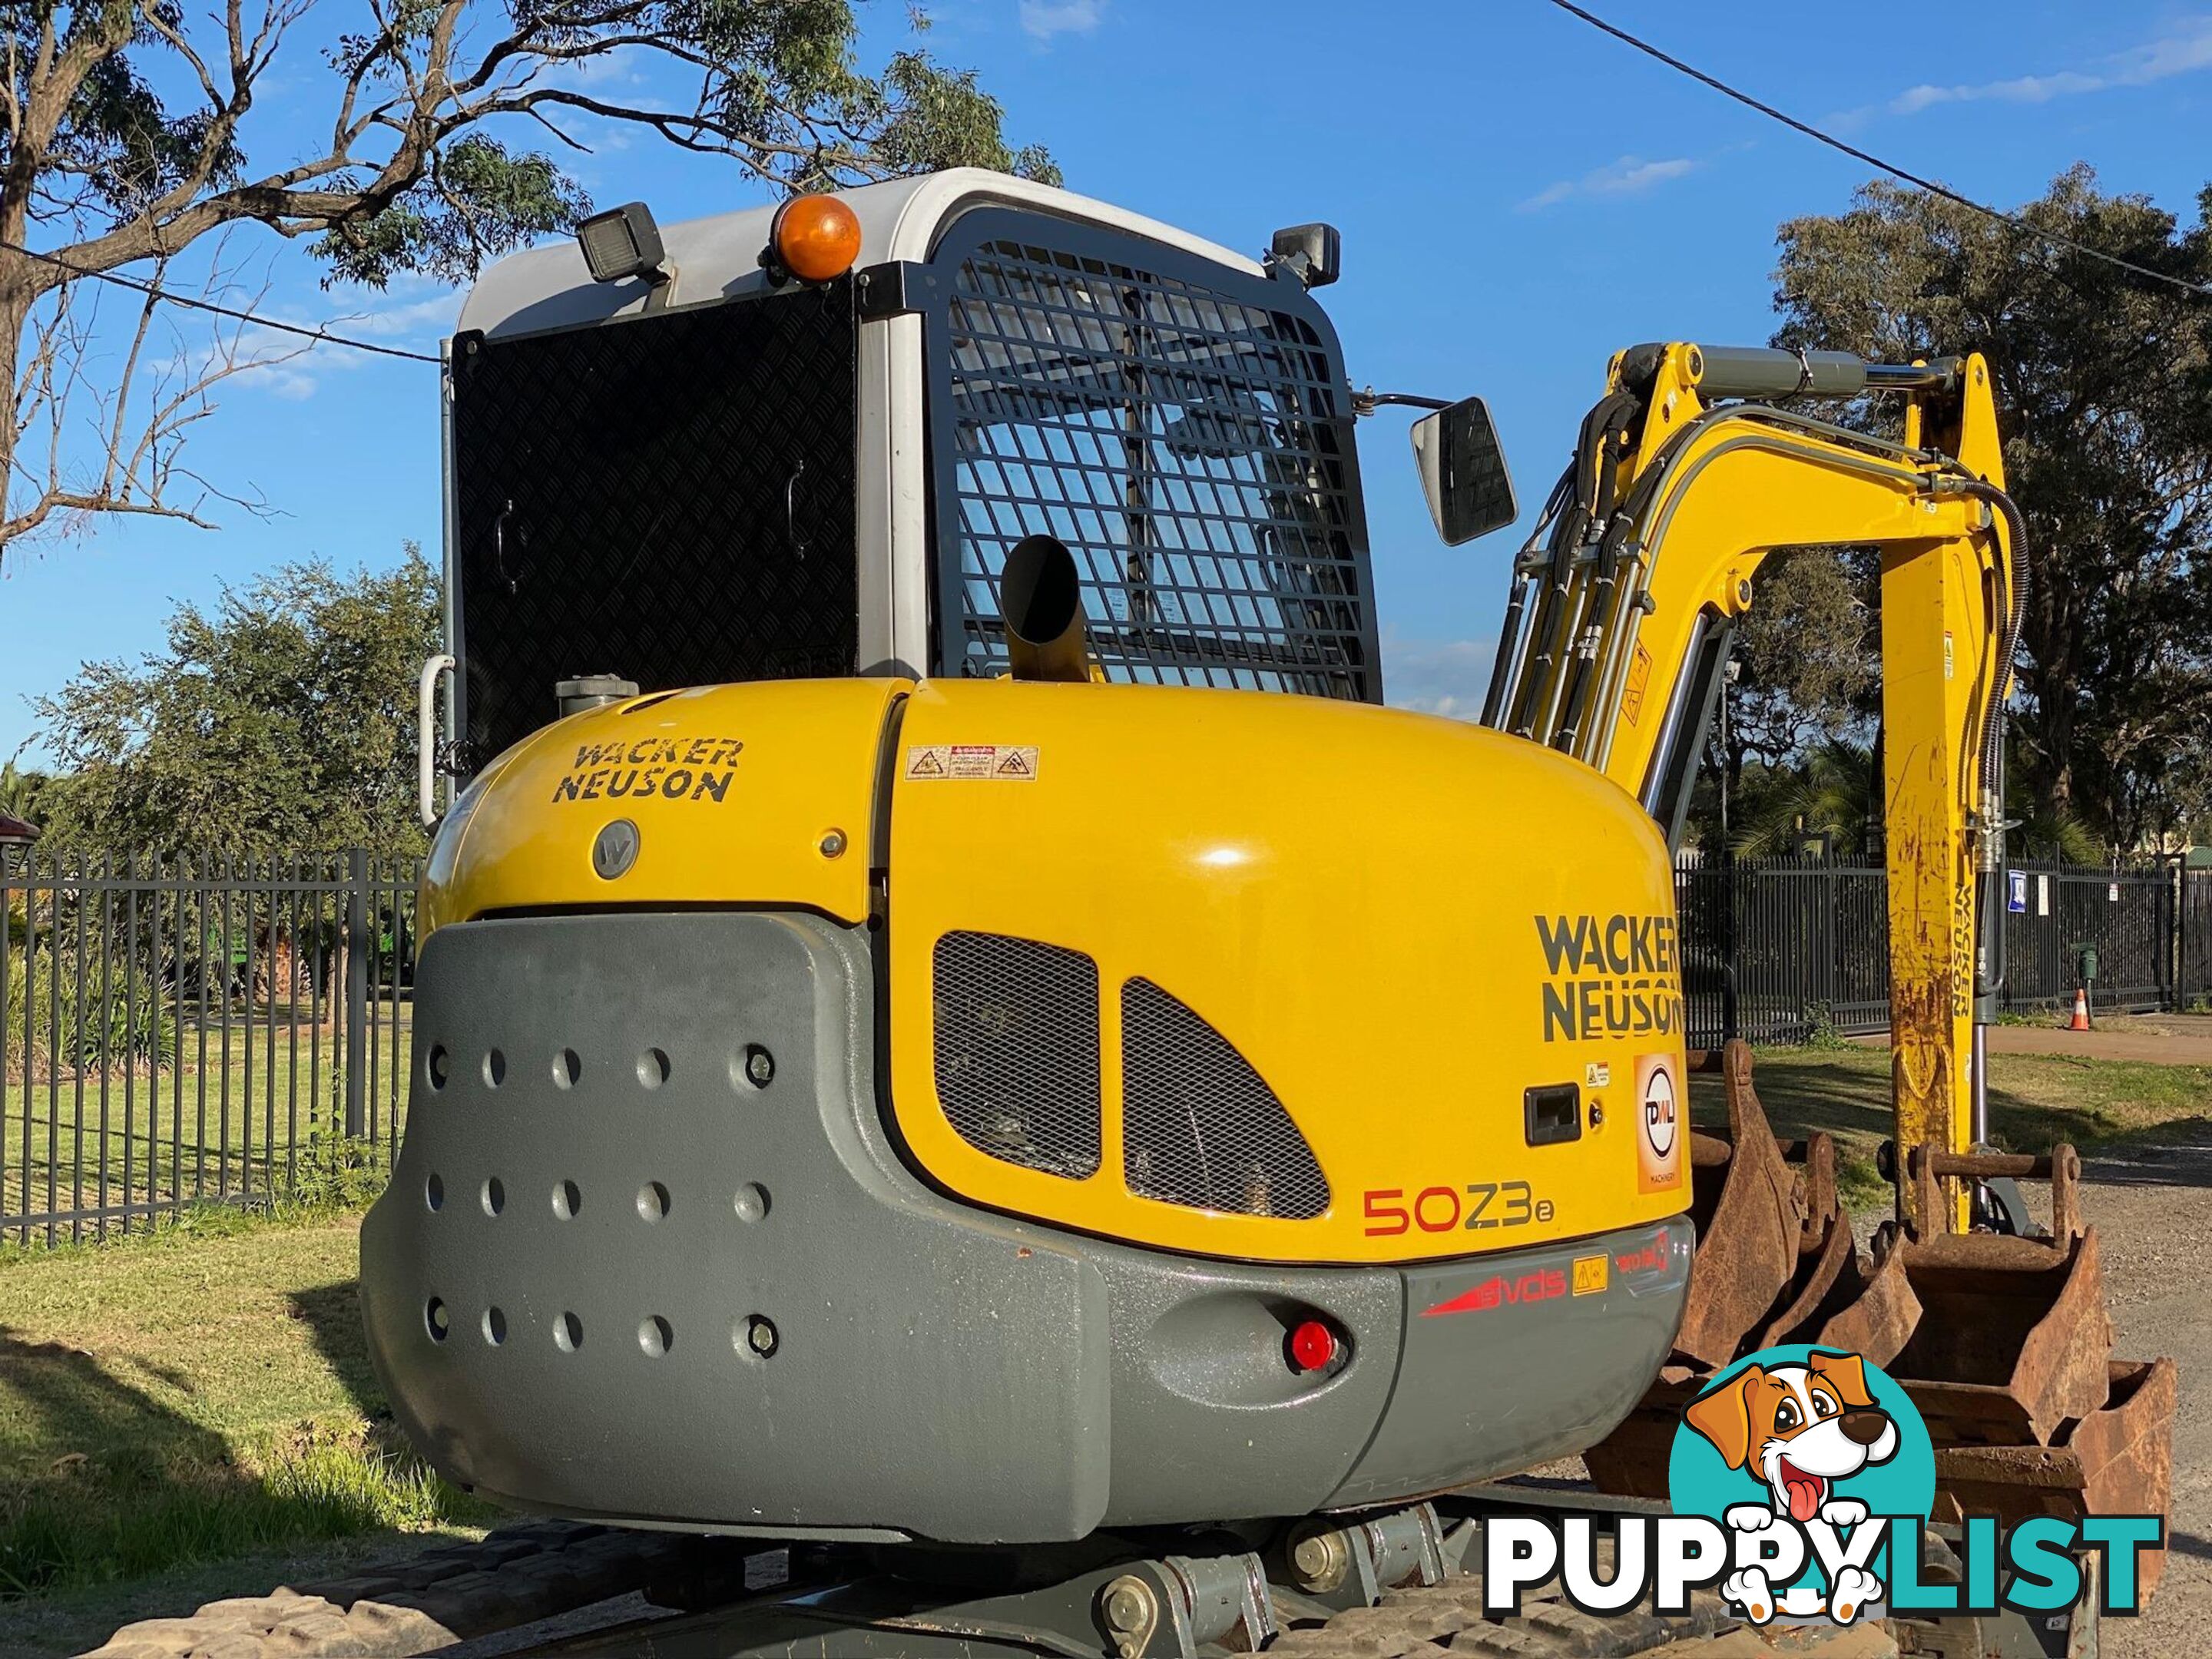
2075 1121 2212 1659
1981 1012 2212 1065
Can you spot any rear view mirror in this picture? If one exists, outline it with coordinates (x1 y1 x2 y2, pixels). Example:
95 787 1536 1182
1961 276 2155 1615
1410 396 1516 545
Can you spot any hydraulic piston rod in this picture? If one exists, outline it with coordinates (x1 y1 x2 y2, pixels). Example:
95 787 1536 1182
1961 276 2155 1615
1628 344 1965 402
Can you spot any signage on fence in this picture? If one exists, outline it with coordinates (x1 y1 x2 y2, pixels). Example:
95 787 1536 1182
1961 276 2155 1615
2007 870 2025 914
2110 882 2121 903
2038 874 2049 917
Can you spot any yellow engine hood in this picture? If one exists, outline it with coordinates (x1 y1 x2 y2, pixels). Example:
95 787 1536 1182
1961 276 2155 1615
422 674 1687 1266
886 679 1689 1264
421 678 907 931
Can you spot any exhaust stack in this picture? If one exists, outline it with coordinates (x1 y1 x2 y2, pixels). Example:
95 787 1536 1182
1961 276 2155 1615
1002 535 1091 684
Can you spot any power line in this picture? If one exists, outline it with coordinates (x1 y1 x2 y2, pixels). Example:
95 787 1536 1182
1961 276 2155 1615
0 237 443 363
1540 0 2212 303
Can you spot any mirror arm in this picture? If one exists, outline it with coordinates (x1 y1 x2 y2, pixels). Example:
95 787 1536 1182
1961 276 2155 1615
1353 386 1455 417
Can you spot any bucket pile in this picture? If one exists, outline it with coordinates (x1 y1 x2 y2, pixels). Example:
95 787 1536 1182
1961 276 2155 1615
1581 1041 2176 1601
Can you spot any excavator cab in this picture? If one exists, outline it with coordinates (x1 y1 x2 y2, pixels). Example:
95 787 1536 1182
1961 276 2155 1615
438 174 1393 770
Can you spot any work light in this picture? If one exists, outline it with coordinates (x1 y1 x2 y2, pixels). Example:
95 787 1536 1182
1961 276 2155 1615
576 202 668 286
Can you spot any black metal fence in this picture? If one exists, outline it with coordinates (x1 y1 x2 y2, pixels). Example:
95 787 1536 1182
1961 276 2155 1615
0 850 419 1246
2186 870 2212 1011
1679 859 2212 1048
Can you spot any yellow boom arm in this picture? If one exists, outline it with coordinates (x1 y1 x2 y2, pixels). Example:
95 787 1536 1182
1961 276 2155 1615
1485 343 2020 1230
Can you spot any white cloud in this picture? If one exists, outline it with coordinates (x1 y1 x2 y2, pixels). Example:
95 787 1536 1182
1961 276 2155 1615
167 276 465 402
1018 0 1104 41
1518 154 1697 212
343 285 468 340
565 44 648 87
1384 635 1498 722
1859 14 2212 119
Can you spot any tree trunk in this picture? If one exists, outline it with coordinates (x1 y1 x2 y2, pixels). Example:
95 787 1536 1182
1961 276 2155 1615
0 280 32 543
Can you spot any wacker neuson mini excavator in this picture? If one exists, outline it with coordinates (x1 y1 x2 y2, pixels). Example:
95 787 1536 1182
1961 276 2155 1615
363 170 2174 1656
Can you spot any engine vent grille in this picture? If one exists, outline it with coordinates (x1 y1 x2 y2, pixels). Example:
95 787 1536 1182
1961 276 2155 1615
1121 978 1329 1219
932 932 1101 1179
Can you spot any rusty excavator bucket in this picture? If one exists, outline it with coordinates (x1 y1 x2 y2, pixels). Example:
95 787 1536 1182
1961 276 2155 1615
1581 1044 2175 1600
1885 1145 2176 1601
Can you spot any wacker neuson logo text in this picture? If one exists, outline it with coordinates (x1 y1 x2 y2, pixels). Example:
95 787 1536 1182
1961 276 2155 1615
1534 913 1687 1041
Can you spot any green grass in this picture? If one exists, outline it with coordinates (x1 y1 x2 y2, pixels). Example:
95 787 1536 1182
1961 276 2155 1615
0 1202 488 1641
1690 1045 2212 1209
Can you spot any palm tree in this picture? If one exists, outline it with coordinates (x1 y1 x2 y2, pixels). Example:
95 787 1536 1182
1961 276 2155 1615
1730 735 2107 864
1730 738 1880 859
0 762 48 826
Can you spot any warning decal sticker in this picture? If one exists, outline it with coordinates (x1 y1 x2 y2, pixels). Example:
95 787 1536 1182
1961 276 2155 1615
1621 642 1653 726
906 744 1040 781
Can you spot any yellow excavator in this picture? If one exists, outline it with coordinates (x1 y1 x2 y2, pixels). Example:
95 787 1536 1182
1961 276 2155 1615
363 171 2171 1656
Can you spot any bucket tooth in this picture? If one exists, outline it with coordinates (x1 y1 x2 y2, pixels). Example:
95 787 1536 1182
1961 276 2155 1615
1755 1206 1859 1352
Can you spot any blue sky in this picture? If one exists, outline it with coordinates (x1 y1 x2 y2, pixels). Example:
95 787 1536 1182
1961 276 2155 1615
3 0 2209 760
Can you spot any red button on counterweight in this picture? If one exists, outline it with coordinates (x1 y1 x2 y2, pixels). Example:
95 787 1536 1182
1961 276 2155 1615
1289 1319 1339 1373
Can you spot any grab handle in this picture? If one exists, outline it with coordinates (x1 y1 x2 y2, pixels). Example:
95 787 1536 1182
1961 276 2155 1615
418 654 456 826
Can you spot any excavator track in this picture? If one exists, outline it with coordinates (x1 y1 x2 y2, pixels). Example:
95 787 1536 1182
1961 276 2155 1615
518 1564 1848 1659
83 1517 1905 1659
1233 1578 1742 1659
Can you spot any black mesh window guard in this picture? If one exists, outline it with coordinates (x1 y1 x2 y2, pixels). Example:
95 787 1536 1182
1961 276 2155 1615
926 210 1379 701
449 283 860 768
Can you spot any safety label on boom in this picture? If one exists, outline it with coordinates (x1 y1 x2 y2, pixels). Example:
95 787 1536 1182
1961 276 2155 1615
906 744 1039 781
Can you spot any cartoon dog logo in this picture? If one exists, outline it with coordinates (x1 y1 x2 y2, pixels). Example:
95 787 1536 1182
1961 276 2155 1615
1682 1349 1899 1625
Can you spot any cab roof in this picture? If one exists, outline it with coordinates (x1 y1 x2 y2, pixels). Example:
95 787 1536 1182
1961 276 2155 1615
456 167 1267 341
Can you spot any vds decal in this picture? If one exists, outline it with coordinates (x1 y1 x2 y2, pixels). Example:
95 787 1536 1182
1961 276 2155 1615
1420 1267 1568 1317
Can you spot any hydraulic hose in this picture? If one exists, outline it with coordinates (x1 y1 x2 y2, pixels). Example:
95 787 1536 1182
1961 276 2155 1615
1944 478 2028 867
1553 422 1689 753
1511 393 1640 737
1937 476 2029 1007
1483 464 1573 727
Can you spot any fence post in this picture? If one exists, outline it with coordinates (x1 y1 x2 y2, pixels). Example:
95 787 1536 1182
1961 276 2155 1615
2170 858 2184 1010
1720 860 1740 1044
344 849 368 1140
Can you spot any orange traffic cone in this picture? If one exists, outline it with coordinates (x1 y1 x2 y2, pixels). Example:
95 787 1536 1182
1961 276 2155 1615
2069 987 2091 1031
